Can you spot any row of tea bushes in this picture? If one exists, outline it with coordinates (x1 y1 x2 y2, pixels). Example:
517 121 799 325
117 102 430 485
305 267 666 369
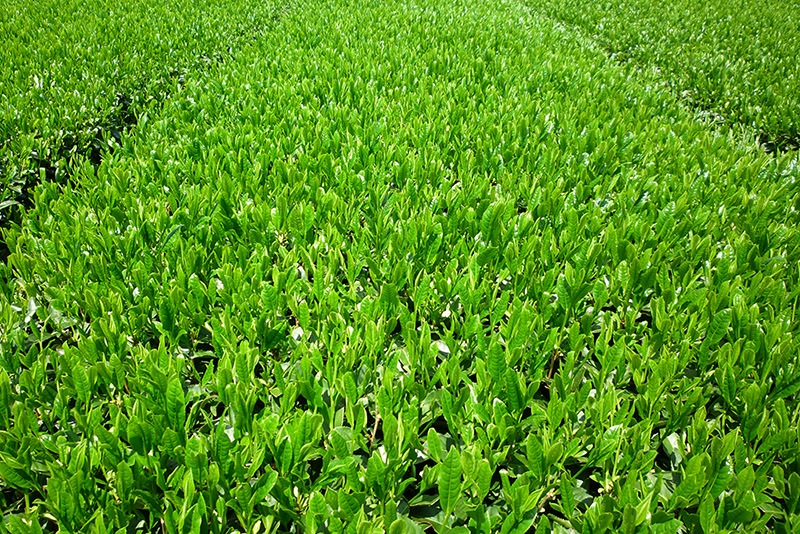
535 0 800 152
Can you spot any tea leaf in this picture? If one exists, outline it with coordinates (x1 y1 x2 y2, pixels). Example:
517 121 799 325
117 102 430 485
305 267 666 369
438 447 461 516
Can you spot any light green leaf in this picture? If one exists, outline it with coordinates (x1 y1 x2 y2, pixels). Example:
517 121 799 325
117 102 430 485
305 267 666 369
526 435 544 479
116 460 133 501
698 496 715 533
709 461 733 499
487 339 506 382
166 377 186 431
0 460 33 490
309 491 327 517
438 447 461 516
261 284 278 311
215 423 232 474
475 459 493 500
719 365 737 406
556 276 571 310
389 519 407 534
505 368 523 413
428 428 442 462
72 364 90 404
707 309 732 346
366 451 385 493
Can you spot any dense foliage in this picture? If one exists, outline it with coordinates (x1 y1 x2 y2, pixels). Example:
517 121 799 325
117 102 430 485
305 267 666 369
1 0 799 532
0 0 283 237
535 0 800 152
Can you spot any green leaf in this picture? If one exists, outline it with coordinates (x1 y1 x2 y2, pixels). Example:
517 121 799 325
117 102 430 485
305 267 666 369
116 460 133 501
438 447 461 516
366 451 385 494
709 461 733 499
5 515 33 534
698 496 715 533
427 428 442 463
650 519 684 534
215 423 232 474
560 476 575 518
707 309 732 346
534 517 551 534
166 377 186 431
526 434 544 479
556 276 571 310
480 206 495 240
188 503 202 534
505 368 523 413
380 283 400 308
787 472 800 513
309 491 327 517
72 364 91 404
673 454 707 504
546 441 564 467
343 372 358 406
0 459 33 490
735 465 755 498
718 365 737 406
331 427 352 458
475 459 493 500
159 296 176 335
389 519 407 534
261 284 278 311
487 339 506 382
338 490 363 517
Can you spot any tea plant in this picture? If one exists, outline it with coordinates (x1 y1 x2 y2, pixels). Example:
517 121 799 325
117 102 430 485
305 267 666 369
1 0 799 531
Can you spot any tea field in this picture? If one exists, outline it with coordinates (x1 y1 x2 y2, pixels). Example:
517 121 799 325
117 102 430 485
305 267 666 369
1 0 799 532
536 0 800 153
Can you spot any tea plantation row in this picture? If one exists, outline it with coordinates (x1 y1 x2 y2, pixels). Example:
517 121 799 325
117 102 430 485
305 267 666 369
535 0 800 152
0 0 799 532
0 0 285 244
